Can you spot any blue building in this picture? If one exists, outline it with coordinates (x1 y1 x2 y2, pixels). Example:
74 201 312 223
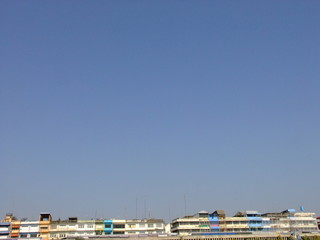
103 220 113 235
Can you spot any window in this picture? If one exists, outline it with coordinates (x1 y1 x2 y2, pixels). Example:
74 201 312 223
78 224 84 228
105 224 111 228
88 224 94 229
148 224 154 228
113 224 125 228
139 224 146 228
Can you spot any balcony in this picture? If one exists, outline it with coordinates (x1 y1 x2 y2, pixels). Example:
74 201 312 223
39 227 49 233
39 222 50 226
11 233 19 237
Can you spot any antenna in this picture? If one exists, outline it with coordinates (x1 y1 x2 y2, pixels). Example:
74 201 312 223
184 194 187 216
135 197 138 219
144 197 147 219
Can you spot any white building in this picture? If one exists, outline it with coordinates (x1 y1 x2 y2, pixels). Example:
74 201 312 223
289 212 318 232
0 222 10 239
19 221 40 238
171 211 211 235
75 220 96 237
124 219 165 235
262 209 318 233
50 219 97 239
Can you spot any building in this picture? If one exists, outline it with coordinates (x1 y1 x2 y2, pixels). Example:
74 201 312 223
124 219 165 235
0 208 317 239
19 220 40 238
112 219 126 235
1 213 19 239
39 213 52 240
289 212 318 232
171 211 211 235
262 209 318 233
49 217 165 239
0 222 10 239
103 220 112 235
75 220 96 237
171 210 271 236
10 220 21 238
233 211 268 232
94 220 104 236
49 217 78 239
171 209 319 236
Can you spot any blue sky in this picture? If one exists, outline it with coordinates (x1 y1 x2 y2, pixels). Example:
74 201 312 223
1 1 319 222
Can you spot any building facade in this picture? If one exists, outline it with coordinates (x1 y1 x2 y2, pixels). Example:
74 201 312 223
171 210 272 236
49 218 78 239
262 209 318 233
124 219 165 235
172 209 317 236
10 220 21 238
39 213 52 240
19 221 39 238
171 211 211 235
103 220 112 235
0 208 317 239
0 222 10 239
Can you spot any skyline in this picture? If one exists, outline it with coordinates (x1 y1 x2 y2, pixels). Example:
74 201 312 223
1 1 320 222
0 206 317 222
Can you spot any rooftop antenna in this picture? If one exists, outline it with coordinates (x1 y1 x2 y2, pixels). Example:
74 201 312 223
136 197 138 219
184 194 187 216
144 197 147 219
10 196 16 218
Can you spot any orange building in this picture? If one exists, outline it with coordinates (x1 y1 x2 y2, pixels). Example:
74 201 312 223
39 213 52 240
10 220 20 238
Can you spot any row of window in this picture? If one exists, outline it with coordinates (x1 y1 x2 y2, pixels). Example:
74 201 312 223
127 223 163 228
175 221 315 227
175 228 265 233
173 222 264 227
50 224 94 229
19 234 38 238
50 232 95 238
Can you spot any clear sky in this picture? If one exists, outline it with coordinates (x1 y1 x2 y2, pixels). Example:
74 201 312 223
1 1 319 222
